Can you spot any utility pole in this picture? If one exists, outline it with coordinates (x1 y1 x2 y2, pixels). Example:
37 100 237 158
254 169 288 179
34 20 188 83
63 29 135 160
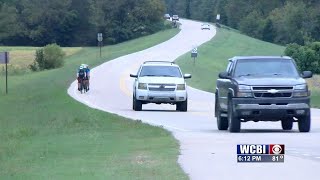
0 52 9 94
5 52 8 94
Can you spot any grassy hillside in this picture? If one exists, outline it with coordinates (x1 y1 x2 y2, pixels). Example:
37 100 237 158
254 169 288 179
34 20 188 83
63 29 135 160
177 27 285 93
177 27 320 107
0 28 188 179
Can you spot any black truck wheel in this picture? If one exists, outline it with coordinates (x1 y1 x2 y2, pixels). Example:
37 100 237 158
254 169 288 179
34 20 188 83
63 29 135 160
133 95 142 111
216 97 228 130
298 113 311 132
176 99 188 112
228 99 241 133
281 118 293 130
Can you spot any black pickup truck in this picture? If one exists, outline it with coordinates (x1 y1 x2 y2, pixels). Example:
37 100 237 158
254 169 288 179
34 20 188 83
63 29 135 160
215 56 313 133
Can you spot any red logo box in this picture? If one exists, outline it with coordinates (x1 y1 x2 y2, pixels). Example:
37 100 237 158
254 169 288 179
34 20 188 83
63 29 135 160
269 144 285 154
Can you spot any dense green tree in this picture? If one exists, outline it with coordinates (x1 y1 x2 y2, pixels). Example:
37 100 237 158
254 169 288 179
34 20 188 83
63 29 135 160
12 0 79 46
70 0 96 46
2 0 320 46
189 0 215 22
224 0 249 28
285 42 320 73
262 19 276 43
0 3 19 43
239 10 264 39
0 0 167 46
90 0 166 44
164 0 320 45
269 1 311 45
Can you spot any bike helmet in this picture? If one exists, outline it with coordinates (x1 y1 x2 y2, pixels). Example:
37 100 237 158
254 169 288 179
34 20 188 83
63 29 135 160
79 65 84 70
81 64 88 68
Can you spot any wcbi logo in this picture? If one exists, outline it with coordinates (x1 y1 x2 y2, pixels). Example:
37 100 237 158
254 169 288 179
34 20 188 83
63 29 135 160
237 144 285 155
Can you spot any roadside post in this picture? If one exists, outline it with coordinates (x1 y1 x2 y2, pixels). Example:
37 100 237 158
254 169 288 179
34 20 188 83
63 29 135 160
216 14 221 28
97 33 103 58
191 47 198 66
0 52 9 94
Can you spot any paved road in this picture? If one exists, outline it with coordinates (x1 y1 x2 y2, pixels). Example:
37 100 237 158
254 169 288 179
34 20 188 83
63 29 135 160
68 19 320 180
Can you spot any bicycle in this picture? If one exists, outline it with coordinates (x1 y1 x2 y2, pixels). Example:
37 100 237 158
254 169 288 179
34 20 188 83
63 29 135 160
79 78 88 94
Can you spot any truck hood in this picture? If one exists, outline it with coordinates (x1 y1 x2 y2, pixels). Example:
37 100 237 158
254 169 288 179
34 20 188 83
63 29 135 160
138 77 185 84
234 76 306 86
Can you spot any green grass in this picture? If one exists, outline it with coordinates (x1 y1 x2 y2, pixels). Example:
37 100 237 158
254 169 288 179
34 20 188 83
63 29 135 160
177 28 285 93
177 27 320 107
0 28 187 179
308 76 320 108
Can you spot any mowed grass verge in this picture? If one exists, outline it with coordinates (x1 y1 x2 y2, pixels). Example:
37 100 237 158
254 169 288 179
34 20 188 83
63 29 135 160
0 28 188 179
177 27 320 107
177 27 285 92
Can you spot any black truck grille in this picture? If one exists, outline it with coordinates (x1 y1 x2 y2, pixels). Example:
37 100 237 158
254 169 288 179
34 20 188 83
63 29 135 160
252 86 293 98
252 86 293 90
254 92 292 98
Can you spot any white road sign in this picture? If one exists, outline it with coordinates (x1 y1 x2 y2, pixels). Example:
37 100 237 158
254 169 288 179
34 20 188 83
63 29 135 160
216 14 220 20
97 33 103 42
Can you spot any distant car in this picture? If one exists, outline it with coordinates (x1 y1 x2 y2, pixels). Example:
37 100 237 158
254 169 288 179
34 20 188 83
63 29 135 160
164 14 171 19
130 61 191 111
201 23 210 30
172 15 179 21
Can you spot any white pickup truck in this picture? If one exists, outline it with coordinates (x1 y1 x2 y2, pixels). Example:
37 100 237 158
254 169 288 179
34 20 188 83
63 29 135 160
130 61 191 111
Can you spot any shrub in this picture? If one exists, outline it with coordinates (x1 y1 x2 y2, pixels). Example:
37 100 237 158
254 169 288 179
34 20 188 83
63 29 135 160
285 42 320 73
30 43 65 71
29 61 38 72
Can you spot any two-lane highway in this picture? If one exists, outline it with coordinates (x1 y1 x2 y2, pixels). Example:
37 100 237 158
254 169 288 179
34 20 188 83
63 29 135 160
68 19 320 180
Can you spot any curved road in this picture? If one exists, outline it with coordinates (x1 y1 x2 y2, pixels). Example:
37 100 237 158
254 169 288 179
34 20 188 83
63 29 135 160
68 19 320 180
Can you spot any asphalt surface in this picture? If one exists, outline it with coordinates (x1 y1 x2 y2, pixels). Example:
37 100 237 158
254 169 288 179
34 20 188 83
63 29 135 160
68 19 320 180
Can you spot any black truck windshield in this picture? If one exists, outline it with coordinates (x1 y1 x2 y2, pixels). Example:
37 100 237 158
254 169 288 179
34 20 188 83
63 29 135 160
140 66 182 78
234 59 299 77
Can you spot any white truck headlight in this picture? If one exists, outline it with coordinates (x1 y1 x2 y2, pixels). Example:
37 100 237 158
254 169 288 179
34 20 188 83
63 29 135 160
138 83 147 90
177 84 186 90
294 84 307 90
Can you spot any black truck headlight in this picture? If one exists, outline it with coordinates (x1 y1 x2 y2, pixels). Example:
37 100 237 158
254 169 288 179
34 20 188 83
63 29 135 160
293 91 309 97
237 85 253 97
237 92 253 97
293 84 309 97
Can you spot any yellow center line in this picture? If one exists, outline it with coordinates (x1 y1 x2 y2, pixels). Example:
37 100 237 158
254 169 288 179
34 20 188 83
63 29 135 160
119 62 140 97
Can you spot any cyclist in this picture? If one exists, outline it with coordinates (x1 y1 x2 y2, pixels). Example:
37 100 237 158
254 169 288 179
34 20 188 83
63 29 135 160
77 65 86 91
82 64 90 91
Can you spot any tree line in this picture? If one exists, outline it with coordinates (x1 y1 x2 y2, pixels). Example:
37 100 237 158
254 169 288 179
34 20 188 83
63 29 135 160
0 0 166 46
165 0 320 45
